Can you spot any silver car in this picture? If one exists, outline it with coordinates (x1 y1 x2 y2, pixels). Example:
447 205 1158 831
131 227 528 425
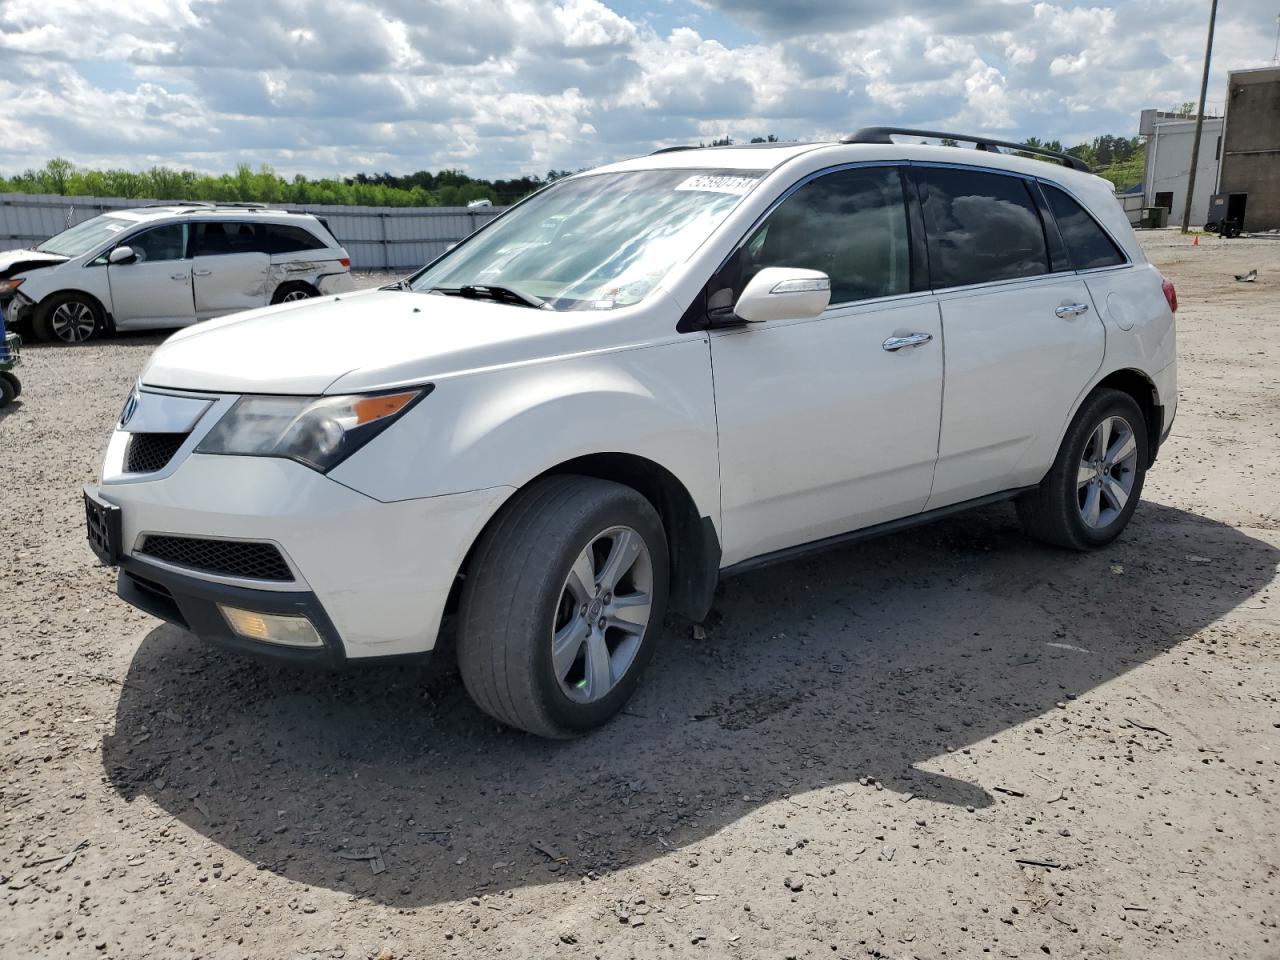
0 203 354 343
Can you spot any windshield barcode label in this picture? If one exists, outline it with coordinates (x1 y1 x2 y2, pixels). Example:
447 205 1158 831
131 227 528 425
674 175 759 195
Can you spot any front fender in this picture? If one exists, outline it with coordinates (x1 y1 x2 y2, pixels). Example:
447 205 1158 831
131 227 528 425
328 337 721 529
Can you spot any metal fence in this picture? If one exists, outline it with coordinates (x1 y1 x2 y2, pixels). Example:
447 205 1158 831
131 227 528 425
0 193 507 271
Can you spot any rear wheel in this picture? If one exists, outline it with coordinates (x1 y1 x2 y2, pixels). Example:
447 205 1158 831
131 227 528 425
1 371 21 399
457 475 670 738
34 293 103 344
271 281 318 305
1017 388 1148 550
0 374 15 408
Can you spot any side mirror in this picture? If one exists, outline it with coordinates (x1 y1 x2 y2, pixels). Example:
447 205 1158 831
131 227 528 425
734 267 831 323
109 246 137 265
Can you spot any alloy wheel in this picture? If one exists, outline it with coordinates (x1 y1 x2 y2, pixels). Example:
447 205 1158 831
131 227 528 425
281 289 313 303
50 301 97 342
551 525 653 704
1077 415 1138 528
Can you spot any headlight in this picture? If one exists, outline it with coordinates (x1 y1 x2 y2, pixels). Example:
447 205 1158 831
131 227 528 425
0 278 23 294
196 387 429 472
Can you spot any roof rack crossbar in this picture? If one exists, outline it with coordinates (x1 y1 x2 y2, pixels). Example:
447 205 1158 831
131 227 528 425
841 127 1091 173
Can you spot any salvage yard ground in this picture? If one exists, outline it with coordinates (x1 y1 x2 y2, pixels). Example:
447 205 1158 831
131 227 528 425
2 231 1278 959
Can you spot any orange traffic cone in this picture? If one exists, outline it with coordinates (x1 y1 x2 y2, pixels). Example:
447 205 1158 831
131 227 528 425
1193 235 1199 246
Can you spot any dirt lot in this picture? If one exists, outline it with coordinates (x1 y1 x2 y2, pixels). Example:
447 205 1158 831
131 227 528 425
2 234 1278 959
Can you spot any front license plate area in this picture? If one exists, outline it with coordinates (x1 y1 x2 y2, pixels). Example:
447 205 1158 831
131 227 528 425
84 486 122 565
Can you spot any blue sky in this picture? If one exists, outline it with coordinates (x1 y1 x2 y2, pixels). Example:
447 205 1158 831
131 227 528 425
0 1 1275 181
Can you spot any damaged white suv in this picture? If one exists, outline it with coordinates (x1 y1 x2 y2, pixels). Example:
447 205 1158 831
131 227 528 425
1 204 353 343
86 129 1177 738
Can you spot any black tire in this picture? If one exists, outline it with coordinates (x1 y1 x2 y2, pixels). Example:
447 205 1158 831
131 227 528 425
0 374 14 408
271 281 318 305
1017 388 1149 550
457 475 670 738
33 292 103 344
1 371 21 399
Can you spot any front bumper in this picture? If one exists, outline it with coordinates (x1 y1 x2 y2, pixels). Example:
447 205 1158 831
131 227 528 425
118 556 351 665
94 453 512 660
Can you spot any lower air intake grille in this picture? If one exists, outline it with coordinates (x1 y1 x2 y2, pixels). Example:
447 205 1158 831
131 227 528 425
125 433 187 473
138 535 293 582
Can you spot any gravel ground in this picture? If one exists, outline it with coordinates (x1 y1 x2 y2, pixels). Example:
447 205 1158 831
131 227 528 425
1 240 1278 959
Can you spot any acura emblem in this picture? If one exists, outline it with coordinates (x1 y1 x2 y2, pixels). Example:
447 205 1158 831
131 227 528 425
119 388 139 427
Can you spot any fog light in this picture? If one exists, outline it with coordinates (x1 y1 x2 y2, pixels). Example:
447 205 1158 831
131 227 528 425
218 605 323 648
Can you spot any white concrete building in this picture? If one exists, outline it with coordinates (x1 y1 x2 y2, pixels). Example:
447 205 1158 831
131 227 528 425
1140 109 1224 226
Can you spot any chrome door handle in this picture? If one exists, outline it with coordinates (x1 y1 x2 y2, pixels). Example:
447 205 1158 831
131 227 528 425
193 269 212 277
882 332 933 351
1055 303 1090 318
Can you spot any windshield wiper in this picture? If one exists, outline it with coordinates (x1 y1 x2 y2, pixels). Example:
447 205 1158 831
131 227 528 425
381 277 413 291
428 284 548 310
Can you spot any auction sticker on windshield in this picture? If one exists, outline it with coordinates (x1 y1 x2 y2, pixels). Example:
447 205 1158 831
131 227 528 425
674 174 760 195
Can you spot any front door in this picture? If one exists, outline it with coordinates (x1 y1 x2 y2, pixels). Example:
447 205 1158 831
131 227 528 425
106 223 195 329
709 165 945 566
911 166 1107 509
190 221 271 319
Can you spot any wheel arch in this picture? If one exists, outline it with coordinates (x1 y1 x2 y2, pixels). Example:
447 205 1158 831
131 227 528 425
271 279 320 304
449 453 721 623
1092 368 1162 467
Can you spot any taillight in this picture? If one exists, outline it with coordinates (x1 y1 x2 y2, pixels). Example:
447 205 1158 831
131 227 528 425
1161 276 1177 313
339 258 351 268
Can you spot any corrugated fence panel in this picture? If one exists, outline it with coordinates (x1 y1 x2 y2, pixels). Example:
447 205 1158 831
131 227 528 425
0 193 506 270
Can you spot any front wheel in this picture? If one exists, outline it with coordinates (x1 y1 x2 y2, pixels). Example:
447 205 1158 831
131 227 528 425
457 475 670 738
34 293 103 344
1017 388 1149 550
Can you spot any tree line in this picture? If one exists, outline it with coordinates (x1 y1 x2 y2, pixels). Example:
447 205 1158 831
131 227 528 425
0 132 1145 208
0 159 574 208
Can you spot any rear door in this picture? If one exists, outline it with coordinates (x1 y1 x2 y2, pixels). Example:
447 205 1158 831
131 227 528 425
914 166 1105 509
190 220 271 320
105 222 196 329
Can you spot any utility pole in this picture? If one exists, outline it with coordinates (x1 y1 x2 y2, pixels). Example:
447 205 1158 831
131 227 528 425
1181 0 1219 234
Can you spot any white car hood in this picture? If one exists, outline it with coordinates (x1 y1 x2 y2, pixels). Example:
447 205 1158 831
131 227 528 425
140 289 642 395
0 247 68 276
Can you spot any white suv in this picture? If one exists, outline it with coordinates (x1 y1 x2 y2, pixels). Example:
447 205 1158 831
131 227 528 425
85 130 1177 738
1 204 353 343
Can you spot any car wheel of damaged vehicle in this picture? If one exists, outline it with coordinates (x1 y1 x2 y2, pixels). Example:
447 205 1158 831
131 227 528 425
271 282 318 305
1016 388 1148 550
457 475 670 738
34 293 102 344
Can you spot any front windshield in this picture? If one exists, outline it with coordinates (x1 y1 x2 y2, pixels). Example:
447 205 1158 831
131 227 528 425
37 215 134 258
411 169 763 310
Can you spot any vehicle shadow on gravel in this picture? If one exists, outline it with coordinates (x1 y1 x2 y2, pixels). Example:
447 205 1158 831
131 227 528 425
102 500 1277 907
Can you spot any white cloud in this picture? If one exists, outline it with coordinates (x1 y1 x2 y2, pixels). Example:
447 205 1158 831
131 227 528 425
0 0 1273 180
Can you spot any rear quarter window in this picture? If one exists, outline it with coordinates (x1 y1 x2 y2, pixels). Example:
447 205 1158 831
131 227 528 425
1042 184 1127 270
268 224 329 255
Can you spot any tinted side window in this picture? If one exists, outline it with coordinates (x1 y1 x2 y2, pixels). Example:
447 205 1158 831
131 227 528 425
918 169 1049 287
191 221 270 257
1042 184 1126 270
127 223 186 262
269 223 327 254
730 167 911 306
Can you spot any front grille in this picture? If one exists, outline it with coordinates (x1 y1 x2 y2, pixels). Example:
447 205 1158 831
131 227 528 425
138 535 293 582
125 433 187 473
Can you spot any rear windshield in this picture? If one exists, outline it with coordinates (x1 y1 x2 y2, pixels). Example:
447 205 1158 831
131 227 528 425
410 168 763 310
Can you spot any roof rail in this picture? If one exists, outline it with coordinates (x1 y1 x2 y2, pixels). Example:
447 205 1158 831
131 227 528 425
649 145 699 155
140 201 274 211
142 201 216 209
841 127 1091 173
